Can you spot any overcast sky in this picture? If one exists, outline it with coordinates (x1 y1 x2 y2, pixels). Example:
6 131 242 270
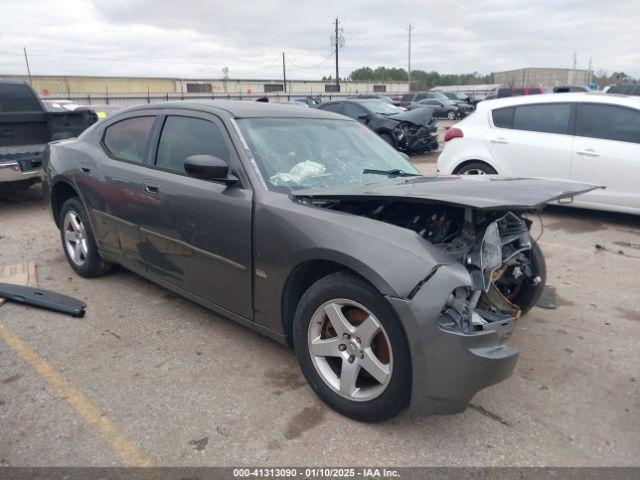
1 0 639 80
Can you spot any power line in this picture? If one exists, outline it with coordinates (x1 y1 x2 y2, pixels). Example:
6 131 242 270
286 51 334 69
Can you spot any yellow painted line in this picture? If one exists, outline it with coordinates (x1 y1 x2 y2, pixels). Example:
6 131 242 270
0 323 153 467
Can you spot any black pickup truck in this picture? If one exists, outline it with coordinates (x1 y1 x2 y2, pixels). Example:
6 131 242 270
0 80 96 191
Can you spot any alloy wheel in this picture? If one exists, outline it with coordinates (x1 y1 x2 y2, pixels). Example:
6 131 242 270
63 210 89 266
307 299 393 402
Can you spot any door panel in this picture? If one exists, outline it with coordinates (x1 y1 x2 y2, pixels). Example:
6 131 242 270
486 103 573 178
140 112 253 319
77 114 158 267
570 137 640 209
572 103 640 210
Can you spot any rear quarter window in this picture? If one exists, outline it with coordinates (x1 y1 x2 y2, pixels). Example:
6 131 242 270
492 107 514 128
102 116 155 164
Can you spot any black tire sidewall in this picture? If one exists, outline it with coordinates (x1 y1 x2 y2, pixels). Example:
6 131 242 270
380 133 395 148
293 272 411 422
510 242 547 315
59 197 111 277
456 161 497 175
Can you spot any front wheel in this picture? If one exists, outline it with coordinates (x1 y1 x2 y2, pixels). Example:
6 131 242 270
496 242 547 315
293 272 411 422
446 110 457 120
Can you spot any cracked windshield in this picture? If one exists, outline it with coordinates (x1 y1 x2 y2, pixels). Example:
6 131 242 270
237 117 420 190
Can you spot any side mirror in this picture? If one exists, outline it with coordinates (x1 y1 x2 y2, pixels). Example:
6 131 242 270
399 152 410 161
184 155 235 183
357 113 370 122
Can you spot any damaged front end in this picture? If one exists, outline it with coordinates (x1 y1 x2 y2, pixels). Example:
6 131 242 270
304 197 541 335
437 209 540 339
390 117 439 154
299 197 544 413
294 176 599 414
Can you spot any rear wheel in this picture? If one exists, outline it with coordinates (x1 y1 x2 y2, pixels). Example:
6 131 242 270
455 161 497 175
60 198 112 277
293 272 411 422
446 110 457 120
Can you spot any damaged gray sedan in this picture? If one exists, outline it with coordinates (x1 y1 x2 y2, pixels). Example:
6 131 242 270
43 101 598 421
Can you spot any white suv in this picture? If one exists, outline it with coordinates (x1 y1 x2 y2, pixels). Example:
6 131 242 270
437 92 640 215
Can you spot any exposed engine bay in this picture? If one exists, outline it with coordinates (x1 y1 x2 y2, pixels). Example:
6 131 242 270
303 198 543 336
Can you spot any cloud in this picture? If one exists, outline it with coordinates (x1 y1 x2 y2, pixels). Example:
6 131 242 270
0 0 638 80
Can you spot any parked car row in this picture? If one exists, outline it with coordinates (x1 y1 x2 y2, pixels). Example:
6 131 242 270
437 92 640 214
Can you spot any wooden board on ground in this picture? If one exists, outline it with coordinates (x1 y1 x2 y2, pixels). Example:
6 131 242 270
0 262 38 305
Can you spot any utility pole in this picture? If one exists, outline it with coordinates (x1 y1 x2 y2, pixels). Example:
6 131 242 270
587 57 592 86
407 24 413 91
23 47 32 86
282 52 287 93
335 17 340 89
572 52 577 84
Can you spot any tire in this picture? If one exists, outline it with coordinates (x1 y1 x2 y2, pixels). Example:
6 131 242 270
293 271 411 422
379 133 395 147
446 110 456 120
455 161 497 175
59 197 112 277
504 242 547 316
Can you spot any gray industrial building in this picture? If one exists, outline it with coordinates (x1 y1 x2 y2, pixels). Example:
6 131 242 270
494 67 590 88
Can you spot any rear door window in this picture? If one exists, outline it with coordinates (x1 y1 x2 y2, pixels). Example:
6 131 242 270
512 103 571 135
103 116 155 163
578 103 640 144
156 116 231 174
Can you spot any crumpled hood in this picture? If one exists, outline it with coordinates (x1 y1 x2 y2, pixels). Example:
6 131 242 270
293 175 603 210
387 107 434 126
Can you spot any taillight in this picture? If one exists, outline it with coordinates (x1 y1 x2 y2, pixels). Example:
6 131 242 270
444 127 463 142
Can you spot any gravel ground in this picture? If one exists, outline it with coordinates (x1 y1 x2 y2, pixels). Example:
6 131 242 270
0 147 638 466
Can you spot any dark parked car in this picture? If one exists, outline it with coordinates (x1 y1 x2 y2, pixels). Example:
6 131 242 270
347 95 396 105
607 83 640 96
407 98 460 119
442 91 480 108
407 92 473 119
488 87 545 99
552 85 589 93
317 99 438 154
0 80 96 192
43 101 595 421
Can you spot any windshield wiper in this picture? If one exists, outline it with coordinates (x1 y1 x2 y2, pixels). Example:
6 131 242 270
362 168 421 177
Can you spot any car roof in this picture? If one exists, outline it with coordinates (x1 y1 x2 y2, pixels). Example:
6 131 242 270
477 92 640 111
123 100 347 120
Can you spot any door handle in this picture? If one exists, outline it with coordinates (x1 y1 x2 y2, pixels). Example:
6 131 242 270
143 180 159 194
490 138 509 144
79 163 91 174
576 149 599 157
